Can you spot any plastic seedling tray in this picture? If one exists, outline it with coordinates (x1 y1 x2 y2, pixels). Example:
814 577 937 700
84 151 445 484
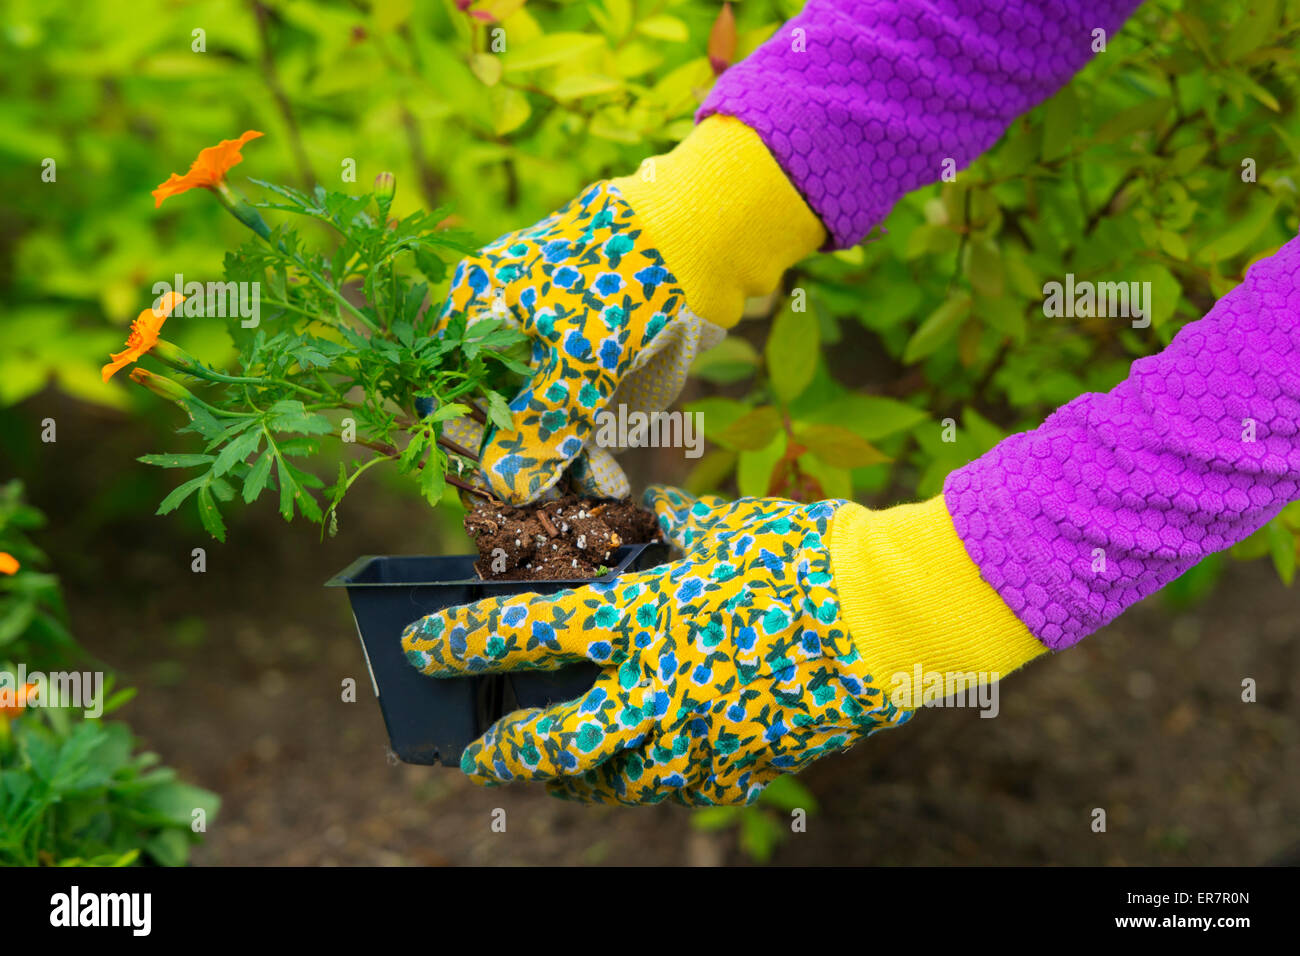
326 542 671 767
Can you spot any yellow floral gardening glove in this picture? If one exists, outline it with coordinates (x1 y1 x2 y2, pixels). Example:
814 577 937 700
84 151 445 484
432 116 826 503
401 486 913 806
433 183 724 502
401 484 1053 806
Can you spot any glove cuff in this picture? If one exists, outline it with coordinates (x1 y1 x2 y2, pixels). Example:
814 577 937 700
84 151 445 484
610 115 825 328
827 496 1047 701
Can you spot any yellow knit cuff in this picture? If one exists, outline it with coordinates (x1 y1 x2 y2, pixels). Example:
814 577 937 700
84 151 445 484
610 116 826 328
828 496 1047 704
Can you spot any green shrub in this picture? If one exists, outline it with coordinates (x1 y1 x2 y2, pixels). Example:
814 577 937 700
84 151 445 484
0 482 220 866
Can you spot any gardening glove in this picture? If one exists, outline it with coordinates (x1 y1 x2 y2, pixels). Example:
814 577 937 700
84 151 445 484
432 116 826 503
401 485 1045 806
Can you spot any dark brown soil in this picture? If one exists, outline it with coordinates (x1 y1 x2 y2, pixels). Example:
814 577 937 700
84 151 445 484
464 496 661 580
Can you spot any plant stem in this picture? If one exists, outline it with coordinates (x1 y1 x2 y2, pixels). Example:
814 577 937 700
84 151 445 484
251 0 316 189
187 365 325 400
437 433 479 462
353 436 492 501
445 472 494 502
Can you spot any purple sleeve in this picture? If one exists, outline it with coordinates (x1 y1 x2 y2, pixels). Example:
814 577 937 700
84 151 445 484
944 235 1300 651
699 0 1140 249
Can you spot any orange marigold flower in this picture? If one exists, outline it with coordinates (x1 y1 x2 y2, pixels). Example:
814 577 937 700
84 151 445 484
0 552 17 575
0 682 38 717
151 130 264 209
102 292 187 383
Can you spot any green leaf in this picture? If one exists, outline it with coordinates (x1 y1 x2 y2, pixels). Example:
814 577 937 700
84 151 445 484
1220 0 1279 62
485 391 515 434
962 407 1007 454
903 293 971 364
156 476 208 516
0 597 36 646
685 450 738 495
1267 520 1296 586
766 300 819 403
796 424 891 469
756 773 819 813
686 397 749 441
196 485 226 542
551 75 622 100
469 52 502 87
714 406 782 452
503 33 605 73
1227 70 1281 111
1157 229 1189 260
1094 98 1173 145
738 807 783 862
1132 262 1182 328
373 0 414 31
137 453 215 469
242 450 273 504
737 432 786 498
636 15 689 42
427 402 472 425
692 337 760 384
1196 194 1280 264
420 448 447 506
212 428 262 477
399 431 429 472
491 87 532 136
801 394 926 441
1040 85 1078 163
967 239 1004 299
276 457 295 520
266 400 334 435
690 806 740 831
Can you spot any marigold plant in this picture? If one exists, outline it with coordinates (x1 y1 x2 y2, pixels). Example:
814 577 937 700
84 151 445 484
117 135 529 541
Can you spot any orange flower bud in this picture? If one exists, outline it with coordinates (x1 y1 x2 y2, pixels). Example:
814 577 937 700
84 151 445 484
129 368 197 405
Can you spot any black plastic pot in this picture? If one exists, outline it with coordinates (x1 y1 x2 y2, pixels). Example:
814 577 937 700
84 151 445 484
326 542 671 766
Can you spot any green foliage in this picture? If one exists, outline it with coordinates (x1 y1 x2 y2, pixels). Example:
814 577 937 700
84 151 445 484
0 482 219 867
689 774 819 862
9 0 1287 569
0 485 75 667
1 715 221 868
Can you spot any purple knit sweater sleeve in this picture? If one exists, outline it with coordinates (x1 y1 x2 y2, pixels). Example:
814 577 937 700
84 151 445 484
944 235 1300 651
699 0 1140 248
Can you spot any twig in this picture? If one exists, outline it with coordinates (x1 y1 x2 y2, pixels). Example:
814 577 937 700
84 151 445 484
251 1 317 190
446 472 495 502
355 436 494 502
437 434 479 462
1082 109 1201 237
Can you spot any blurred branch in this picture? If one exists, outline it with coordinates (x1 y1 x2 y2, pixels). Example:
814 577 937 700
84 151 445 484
250 0 317 190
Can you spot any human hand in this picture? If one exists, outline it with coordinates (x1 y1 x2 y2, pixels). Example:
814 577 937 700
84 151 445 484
400 485 913 805
429 183 723 504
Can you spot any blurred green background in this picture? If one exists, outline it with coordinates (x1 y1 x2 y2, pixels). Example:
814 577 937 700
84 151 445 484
1 0 1297 864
